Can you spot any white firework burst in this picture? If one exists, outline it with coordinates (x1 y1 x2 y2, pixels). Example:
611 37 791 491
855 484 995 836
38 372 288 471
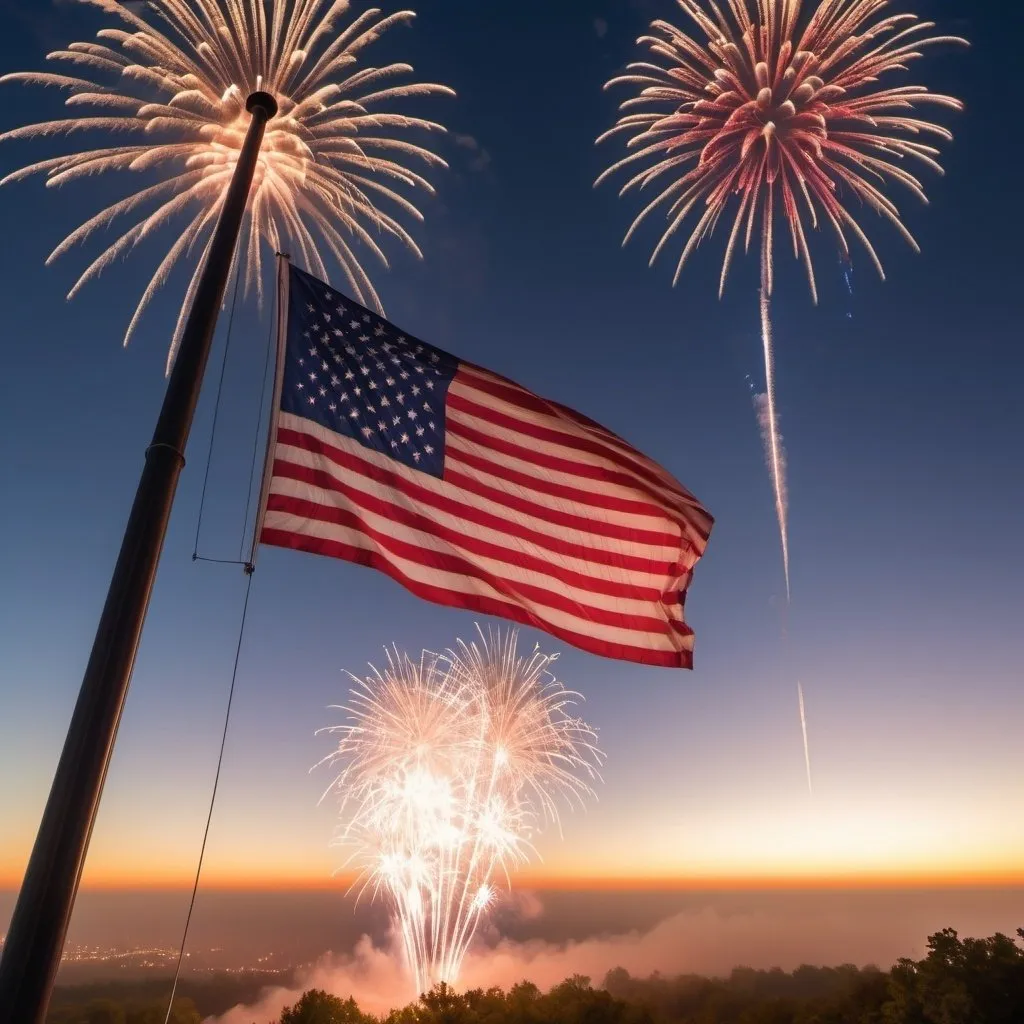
317 628 603 996
0 0 454 369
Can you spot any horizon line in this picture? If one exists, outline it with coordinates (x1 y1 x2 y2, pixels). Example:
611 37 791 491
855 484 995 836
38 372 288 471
3 871 1024 893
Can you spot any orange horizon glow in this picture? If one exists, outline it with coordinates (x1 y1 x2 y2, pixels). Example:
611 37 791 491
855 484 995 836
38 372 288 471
4 868 1023 893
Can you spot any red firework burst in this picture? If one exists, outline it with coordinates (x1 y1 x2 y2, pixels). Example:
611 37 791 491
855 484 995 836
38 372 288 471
597 0 966 300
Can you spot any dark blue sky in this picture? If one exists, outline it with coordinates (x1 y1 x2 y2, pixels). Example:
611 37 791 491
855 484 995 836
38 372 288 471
0 0 1022 890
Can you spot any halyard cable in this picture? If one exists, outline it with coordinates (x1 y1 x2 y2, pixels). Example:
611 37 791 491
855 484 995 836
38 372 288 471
239 300 277 560
164 267 281 1021
192 258 243 562
162 567 255 1024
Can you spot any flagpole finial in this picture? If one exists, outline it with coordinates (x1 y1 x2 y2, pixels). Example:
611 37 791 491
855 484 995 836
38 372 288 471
246 91 278 119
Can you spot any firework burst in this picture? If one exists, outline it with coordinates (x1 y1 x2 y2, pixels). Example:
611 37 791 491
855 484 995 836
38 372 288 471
318 628 602 995
0 0 453 369
597 0 965 597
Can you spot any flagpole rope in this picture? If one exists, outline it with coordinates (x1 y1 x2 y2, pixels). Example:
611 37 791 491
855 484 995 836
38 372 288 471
165 266 279 1021
162 567 254 1024
192 258 243 561
239 302 278 560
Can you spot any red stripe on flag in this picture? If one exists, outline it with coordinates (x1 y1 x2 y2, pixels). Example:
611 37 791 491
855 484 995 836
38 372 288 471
447 443 668 519
265 492 687 635
275 427 682 572
261 525 694 668
456 366 702 505
267 468 675 605
459 364 628 444
447 416 701 539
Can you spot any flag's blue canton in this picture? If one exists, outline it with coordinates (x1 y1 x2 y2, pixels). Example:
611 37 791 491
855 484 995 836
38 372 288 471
281 266 459 479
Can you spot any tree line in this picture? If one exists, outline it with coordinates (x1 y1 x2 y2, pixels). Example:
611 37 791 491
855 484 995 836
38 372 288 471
47 926 1024 1024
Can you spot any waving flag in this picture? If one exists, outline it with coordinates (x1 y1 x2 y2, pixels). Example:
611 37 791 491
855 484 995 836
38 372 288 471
256 261 713 667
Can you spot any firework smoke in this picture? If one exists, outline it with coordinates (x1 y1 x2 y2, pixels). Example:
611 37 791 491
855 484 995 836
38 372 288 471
318 629 603 996
0 0 453 369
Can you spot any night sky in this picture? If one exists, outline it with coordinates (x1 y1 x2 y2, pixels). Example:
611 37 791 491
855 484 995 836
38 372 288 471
0 0 1022 903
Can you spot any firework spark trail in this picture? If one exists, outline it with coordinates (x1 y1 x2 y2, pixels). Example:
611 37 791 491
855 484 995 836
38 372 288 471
756 291 790 601
598 0 964 796
597 0 965 594
0 0 453 370
797 680 813 796
317 629 602 996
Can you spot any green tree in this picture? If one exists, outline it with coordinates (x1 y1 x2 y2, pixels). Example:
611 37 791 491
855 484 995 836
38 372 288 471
883 927 1024 1024
419 981 473 1023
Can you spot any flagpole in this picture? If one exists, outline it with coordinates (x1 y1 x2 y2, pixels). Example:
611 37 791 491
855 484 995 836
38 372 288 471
0 91 278 1024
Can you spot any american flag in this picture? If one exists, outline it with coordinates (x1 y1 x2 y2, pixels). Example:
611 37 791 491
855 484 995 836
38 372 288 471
256 262 713 667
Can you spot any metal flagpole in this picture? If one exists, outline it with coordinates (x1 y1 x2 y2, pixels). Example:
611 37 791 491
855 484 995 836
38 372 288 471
0 90 278 1024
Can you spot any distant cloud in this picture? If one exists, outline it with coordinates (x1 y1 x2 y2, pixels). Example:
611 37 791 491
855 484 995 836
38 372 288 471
594 18 609 39
453 133 492 173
